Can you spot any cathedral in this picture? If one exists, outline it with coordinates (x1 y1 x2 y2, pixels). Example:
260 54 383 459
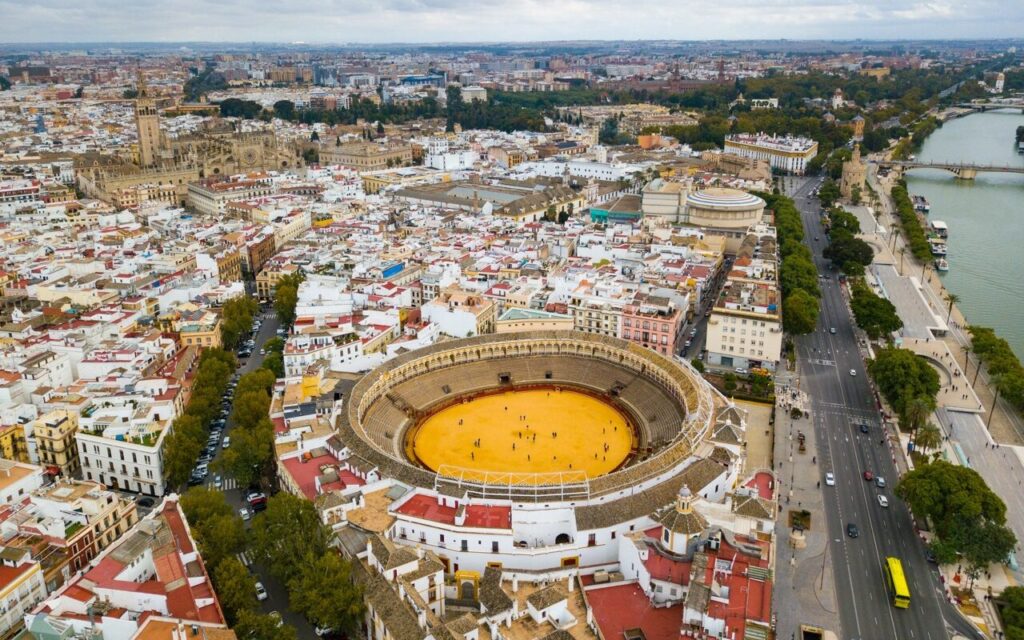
75 74 303 208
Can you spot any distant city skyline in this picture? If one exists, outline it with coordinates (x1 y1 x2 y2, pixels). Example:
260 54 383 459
1 0 1023 44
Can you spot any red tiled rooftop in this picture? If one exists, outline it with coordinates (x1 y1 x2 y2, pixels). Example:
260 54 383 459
394 494 511 530
745 471 775 501
281 453 342 500
644 551 691 585
586 582 682 640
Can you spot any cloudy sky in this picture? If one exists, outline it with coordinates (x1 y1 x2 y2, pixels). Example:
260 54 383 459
2 0 1022 43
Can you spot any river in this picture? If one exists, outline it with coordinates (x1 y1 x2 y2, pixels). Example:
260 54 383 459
904 109 1024 359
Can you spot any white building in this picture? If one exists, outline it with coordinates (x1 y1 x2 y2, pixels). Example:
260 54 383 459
724 133 818 175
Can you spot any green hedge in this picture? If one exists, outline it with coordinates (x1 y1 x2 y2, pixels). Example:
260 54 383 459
891 181 933 262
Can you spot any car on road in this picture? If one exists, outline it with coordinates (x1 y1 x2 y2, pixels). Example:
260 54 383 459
315 627 334 637
222 436 231 449
239 507 251 521
213 475 223 489
877 495 889 508
859 423 869 434
849 369 857 376
268 612 283 628
259 348 266 355
137 497 155 508
875 476 886 488
689 328 697 337
684 339 692 348
255 582 268 601
814 236 819 241
735 367 748 375
863 470 873 481
830 327 836 334
824 472 835 486
847 523 859 538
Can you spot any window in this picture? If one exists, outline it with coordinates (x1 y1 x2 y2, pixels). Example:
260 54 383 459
492 541 499 553
461 540 468 552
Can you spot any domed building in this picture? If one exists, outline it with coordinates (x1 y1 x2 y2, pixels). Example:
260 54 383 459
683 187 766 252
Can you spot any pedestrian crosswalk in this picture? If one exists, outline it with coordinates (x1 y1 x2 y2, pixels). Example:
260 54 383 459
207 477 239 491
236 551 253 567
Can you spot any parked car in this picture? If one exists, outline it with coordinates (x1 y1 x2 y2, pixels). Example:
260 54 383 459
255 582 268 601
222 436 231 449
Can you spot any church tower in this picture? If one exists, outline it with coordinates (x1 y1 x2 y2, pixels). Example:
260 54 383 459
135 72 161 167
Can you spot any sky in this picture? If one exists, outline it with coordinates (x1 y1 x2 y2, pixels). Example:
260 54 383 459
1 0 1022 43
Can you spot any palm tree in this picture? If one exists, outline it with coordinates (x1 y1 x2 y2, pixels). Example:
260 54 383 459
944 292 960 324
987 373 1005 430
898 247 906 274
915 422 943 454
961 343 973 379
904 394 934 436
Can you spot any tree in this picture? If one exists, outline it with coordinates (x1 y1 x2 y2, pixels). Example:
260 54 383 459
850 282 902 340
914 422 942 453
216 418 274 488
180 488 247 569
850 184 862 205
824 233 874 271
868 346 940 429
163 427 204 488
234 610 297 640
310 130 319 142
287 553 364 634
817 178 841 208
262 351 284 378
272 100 296 120
897 458 1007 548
221 296 259 350
250 493 329 584
944 292 960 323
690 358 705 373
779 255 820 298
212 556 259 625
996 586 1024 640
273 273 304 327
783 288 819 335
376 121 385 135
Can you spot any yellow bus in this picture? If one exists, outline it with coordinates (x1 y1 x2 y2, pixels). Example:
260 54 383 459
883 557 911 608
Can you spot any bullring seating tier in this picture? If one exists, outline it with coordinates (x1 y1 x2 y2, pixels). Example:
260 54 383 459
338 332 724 502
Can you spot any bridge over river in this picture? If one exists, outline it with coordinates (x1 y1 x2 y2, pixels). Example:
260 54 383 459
877 160 1024 180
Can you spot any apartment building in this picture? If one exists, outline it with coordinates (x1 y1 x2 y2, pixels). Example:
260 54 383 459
723 133 818 175
186 177 274 216
23 499 228 639
421 288 496 338
0 461 45 507
0 546 47 640
31 411 79 477
4 479 138 573
621 293 684 356
320 141 413 172
76 394 174 497
705 229 783 372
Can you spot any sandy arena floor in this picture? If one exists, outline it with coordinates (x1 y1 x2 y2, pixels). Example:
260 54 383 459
409 388 634 482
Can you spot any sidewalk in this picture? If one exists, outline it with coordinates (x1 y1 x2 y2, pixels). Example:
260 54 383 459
867 167 1024 445
771 369 840 640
